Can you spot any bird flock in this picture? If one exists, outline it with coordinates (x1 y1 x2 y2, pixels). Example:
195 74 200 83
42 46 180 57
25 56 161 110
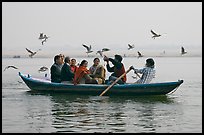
5 29 188 73
23 30 187 58
4 32 51 73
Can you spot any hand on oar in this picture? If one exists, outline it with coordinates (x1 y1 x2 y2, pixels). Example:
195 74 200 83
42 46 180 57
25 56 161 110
99 66 133 96
130 66 141 79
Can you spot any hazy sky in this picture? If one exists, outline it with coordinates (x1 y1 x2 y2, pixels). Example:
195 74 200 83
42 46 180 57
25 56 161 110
2 2 202 57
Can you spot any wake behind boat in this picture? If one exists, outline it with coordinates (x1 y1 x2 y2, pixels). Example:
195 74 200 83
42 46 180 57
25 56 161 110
19 72 183 96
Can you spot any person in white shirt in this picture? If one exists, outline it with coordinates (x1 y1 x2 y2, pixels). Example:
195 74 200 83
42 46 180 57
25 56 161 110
132 58 156 84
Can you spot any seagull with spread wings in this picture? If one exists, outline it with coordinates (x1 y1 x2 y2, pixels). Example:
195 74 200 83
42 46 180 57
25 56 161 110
82 44 93 54
151 30 162 39
38 66 49 72
102 48 110 52
96 50 103 57
4 65 18 71
25 48 41 58
96 48 110 57
128 44 135 50
38 33 49 45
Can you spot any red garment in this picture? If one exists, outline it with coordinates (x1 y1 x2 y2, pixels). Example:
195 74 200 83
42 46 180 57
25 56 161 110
73 66 90 85
114 64 127 82
70 65 78 73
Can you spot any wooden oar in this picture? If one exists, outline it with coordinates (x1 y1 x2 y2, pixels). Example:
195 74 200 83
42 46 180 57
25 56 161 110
134 71 141 79
99 67 133 96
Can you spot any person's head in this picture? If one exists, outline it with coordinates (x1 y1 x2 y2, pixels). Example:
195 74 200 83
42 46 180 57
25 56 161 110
114 54 123 62
59 54 65 62
146 58 155 68
59 53 64 58
70 58 77 66
93 57 100 66
80 60 88 67
64 56 70 64
54 55 63 65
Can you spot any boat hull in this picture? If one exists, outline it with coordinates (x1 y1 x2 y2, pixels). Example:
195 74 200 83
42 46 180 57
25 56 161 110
19 72 183 96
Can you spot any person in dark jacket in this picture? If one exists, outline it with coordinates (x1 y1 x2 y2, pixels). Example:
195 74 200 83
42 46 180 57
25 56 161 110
61 56 75 83
50 55 63 83
103 54 126 84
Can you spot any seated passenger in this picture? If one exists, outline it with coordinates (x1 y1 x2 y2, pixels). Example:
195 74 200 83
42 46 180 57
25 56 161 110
73 60 97 85
61 56 75 83
50 55 64 83
70 58 78 73
89 58 106 84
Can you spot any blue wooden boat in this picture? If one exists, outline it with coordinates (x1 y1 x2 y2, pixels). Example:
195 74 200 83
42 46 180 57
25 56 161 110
19 72 183 96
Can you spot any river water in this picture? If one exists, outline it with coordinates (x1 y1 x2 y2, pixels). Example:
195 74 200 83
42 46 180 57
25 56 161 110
2 56 202 133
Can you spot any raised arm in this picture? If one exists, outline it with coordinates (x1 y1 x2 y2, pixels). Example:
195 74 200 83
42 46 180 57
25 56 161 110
108 58 122 69
106 62 114 72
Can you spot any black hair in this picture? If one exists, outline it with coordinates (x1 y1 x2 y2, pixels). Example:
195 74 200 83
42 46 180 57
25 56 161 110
71 58 76 61
64 56 70 63
54 55 61 63
93 57 100 62
114 54 122 62
80 60 88 66
146 58 155 67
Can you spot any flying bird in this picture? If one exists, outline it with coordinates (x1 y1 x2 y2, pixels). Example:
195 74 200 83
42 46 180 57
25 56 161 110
137 51 143 58
96 48 110 57
41 35 49 45
96 50 103 57
38 66 49 72
39 33 49 45
151 30 161 39
18 81 24 84
82 44 93 54
42 39 46 45
38 33 44 40
128 44 134 50
25 48 41 58
181 46 187 55
4 65 18 71
102 48 110 52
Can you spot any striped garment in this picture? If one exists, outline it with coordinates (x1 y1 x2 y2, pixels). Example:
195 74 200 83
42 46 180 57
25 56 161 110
134 67 155 84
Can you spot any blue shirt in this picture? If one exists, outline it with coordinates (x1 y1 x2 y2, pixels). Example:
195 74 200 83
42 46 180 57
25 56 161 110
134 67 155 84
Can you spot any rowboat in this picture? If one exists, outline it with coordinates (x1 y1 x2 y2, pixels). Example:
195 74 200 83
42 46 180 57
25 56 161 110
19 72 183 96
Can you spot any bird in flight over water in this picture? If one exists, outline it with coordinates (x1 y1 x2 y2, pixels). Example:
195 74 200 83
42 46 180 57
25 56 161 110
181 46 187 55
38 66 49 72
96 48 110 57
25 48 41 58
39 33 49 45
39 33 44 40
102 48 110 52
41 35 49 45
96 50 103 57
4 65 18 71
137 51 143 58
128 44 135 50
151 30 162 39
82 44 93 54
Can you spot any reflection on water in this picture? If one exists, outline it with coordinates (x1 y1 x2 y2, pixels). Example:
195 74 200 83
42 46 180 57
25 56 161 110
3 57 202 133
26 92 176 133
